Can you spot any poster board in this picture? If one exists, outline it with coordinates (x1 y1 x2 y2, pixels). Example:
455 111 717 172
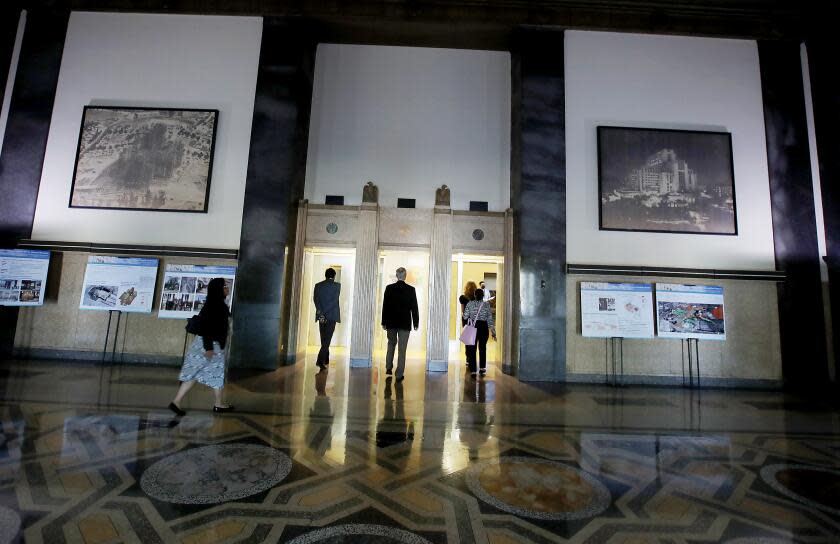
581 282 655 338
79 256 159 313
158 264 236 319
0 249 51 306
656 283 726 340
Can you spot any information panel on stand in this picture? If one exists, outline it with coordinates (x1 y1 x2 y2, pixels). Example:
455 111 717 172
79 256 159 313
655 283 726 340
580 282 655 338
0 249 51 306
158 264 236 319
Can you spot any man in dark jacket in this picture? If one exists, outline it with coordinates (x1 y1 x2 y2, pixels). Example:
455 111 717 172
381 267 419 381
313 268 341 369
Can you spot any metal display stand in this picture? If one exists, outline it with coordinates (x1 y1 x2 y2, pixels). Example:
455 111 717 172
182 329 191 358
681 338 701 388
101 310 123 362
604 337 624 386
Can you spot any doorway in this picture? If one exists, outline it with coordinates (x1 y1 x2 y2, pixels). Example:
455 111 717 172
450 254 505 365
297 247 356 359
374 249 430 361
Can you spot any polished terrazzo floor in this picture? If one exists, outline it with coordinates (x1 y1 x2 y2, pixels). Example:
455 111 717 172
0 354 839 543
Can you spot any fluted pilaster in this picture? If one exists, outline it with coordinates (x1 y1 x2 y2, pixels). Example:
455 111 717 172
427 206 453 371
349 203 379 367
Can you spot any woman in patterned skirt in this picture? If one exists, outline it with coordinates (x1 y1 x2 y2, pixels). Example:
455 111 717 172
169 278 234 415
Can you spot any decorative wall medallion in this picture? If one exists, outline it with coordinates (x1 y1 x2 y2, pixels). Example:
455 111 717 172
326 223 338 234
465 456 611 520
140 444 291 504
760 464 840 516
472 229 485 241
285 524 433 544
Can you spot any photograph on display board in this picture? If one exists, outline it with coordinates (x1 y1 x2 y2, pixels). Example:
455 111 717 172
79 256 159 313
157 264 236 319
598 126 737 235
655 283 726 340
68 106 219 212
580 282 655 338
0 249 51 307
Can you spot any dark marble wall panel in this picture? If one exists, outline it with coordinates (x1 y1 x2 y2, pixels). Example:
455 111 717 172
510 29 567 382
758 41 829 388
228 19 316 370
0 8 22 113
0 11 68 360
805 39 840 381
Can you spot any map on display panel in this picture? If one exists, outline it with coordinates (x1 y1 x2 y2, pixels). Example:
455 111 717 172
158 264 236 319
0 249 51 307
655 283 726 340
580 282 655 338
79 256 159 313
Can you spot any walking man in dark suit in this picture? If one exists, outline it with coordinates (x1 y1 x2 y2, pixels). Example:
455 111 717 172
313 268 341 369
381 267 419 381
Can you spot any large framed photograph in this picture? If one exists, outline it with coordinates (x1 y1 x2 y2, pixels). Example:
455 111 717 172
597 126 737 235
69 106 219 212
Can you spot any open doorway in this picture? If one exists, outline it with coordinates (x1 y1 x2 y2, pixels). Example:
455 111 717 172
297 247 356 361
449 254 505 367
374 249 430 362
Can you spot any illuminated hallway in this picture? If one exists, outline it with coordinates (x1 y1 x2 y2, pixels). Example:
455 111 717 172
1 356 839 543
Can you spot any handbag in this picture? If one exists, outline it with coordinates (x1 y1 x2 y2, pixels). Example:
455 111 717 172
459 302 485 346
185 314 203 335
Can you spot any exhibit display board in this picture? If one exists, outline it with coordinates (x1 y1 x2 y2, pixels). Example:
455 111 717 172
581 282 655 338
0 249 51 306
158 264 236 319
79 256 159 313
656 283 726 340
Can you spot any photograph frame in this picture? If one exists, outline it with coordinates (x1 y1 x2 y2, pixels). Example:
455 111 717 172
68 105 220 213
597 125 738 236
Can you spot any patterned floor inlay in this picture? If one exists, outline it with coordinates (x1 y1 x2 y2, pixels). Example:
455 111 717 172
140 443 292 504
1 358 839 543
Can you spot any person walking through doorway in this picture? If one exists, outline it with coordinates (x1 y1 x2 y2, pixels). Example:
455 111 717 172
169 278 233 415
382 267 419 382
464 288 496 378
313 267 341 369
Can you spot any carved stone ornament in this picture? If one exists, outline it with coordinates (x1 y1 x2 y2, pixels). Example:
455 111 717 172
435 184 451 207
362 181 379 203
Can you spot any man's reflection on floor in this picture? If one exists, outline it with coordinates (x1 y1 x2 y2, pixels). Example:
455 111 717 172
376 377 414 453
460 374 493 460
306 368 333 456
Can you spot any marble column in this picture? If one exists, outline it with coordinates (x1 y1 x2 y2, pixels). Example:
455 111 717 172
805 39 840 381
758 41 828 388
229 19 315 369
349 203 379 367
426 206 453 371
0 10 68 358
510 29 567 382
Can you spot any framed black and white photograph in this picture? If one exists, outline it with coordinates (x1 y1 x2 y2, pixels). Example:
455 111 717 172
69 106 219 212
597 126 737 235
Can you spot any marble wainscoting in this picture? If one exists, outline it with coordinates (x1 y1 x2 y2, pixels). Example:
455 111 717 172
565 274 783 387
13 252 237 365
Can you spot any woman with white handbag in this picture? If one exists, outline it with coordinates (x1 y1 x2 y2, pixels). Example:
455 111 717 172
461 289 496 377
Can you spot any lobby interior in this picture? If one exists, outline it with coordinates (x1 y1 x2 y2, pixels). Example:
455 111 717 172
2 1 840 543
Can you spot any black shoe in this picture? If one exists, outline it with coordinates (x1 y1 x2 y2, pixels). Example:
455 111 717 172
479 369 486 376
469 372 477 378
396 376 404 383
213 405 235 413
386 368 393 376
168 402 186 417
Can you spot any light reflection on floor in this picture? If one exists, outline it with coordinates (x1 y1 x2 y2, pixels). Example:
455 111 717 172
0 352 839 543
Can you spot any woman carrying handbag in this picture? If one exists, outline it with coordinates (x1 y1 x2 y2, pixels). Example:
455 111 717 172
461 288 496 378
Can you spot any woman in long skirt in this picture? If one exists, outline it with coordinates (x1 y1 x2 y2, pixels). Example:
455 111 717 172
169 277 234 415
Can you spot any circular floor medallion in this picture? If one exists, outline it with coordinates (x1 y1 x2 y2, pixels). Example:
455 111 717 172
465 456 611 520
0 506 21 544
760 464 840 516
140 444 291 504
284 524 433 544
